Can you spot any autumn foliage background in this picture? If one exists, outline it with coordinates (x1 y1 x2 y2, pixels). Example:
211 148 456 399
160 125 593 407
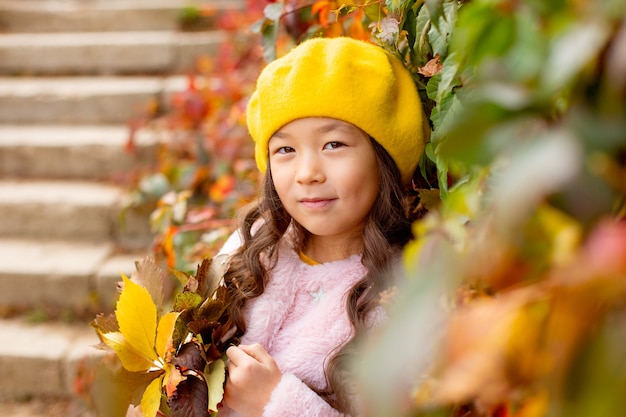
99 0 626 416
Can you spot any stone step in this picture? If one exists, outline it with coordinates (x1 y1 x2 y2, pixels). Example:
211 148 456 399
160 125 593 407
0 30 228 75
0 243 156 405
0 180 151 245
0 125 159 180
0 75 187 125
0 238 146 312
0 0 244 33
3 397 94 417
0 317 102 402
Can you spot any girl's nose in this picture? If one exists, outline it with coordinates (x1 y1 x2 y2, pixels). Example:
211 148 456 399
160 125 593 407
295 154 325 184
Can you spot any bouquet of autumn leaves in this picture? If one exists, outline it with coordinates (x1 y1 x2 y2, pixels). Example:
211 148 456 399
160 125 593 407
91 255 237 417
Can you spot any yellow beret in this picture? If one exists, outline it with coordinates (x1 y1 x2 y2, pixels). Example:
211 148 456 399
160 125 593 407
246 37 425 184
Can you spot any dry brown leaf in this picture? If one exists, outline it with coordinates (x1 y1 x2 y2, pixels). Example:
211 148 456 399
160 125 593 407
418 54 443 77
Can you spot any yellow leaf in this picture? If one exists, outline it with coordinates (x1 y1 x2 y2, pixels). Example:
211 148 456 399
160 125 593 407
514 390 548 417
156 312 180 359
141 375 164 417
117 275 158 364
100 331 154 373
506 299 552 383
207 359 226 412
535 204 581 265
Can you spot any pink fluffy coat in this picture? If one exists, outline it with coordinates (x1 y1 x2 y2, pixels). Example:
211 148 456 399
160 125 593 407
217 233 385 417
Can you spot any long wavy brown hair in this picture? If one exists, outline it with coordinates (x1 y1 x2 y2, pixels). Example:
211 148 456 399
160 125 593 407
222 138 420 414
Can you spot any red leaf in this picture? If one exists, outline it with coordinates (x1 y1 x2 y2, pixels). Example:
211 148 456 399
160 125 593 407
167 375 210 417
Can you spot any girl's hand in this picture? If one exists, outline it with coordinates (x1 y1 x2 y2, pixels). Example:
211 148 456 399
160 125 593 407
224 343 282 417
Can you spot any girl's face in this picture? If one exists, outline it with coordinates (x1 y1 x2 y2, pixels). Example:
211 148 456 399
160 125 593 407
268 117 379 247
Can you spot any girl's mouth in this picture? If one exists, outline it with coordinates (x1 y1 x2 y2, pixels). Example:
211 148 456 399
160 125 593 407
300 198 335 209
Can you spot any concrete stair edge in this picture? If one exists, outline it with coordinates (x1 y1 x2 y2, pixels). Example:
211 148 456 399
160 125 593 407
0 179 152 245
0 31 231 75
0 125 160 179
0 238 150 312
0 75 188 124
0 0 246 33
0 316 105 401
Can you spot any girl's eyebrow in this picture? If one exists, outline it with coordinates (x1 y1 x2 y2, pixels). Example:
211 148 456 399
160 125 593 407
270 131 289 140
271 120 358 140
316 121 360 134
315 120 355 134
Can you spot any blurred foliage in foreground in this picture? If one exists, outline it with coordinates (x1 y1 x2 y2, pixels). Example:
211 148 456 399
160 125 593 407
344 1 626 417
112 0 626 416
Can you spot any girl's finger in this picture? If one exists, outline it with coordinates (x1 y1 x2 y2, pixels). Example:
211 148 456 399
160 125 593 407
238 343 269 363
226 345 248 366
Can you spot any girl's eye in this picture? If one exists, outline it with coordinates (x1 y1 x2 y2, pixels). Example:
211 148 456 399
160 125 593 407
323 141 345 150
275 146 295 154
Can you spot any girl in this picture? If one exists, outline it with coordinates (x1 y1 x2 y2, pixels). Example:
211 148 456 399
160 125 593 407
218 37 426 417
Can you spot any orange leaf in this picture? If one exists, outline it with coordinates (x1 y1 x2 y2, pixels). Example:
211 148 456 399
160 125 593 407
312 0 331 26
348 10 368 41
431 286 543 407
164 363 185 398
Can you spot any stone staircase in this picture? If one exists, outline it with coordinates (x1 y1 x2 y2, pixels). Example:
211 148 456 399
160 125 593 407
0 1 243 414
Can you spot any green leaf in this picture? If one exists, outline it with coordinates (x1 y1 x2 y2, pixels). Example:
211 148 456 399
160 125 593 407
139 173 170 198
436 155 449 197
206 359 227 412
364 3 383 21
424 0 443 25
437 52 459 103
386 0 414 12
427 0 456 58
261 19 280 62
436 100 515 167
560 319 626 417
450 2 502 66
413 3 432 60
504 10 545 83
263 2 284 21
402 6 418 57
255 3 285 63
428 18 447 57
426 72 441 101
173 291 203 312
441 173 482 220
417 188 442 211
424 142 436 162
489 129 583 230
430 91 462 139
250 17 265 34
197 296 229 323
540 21 610 94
